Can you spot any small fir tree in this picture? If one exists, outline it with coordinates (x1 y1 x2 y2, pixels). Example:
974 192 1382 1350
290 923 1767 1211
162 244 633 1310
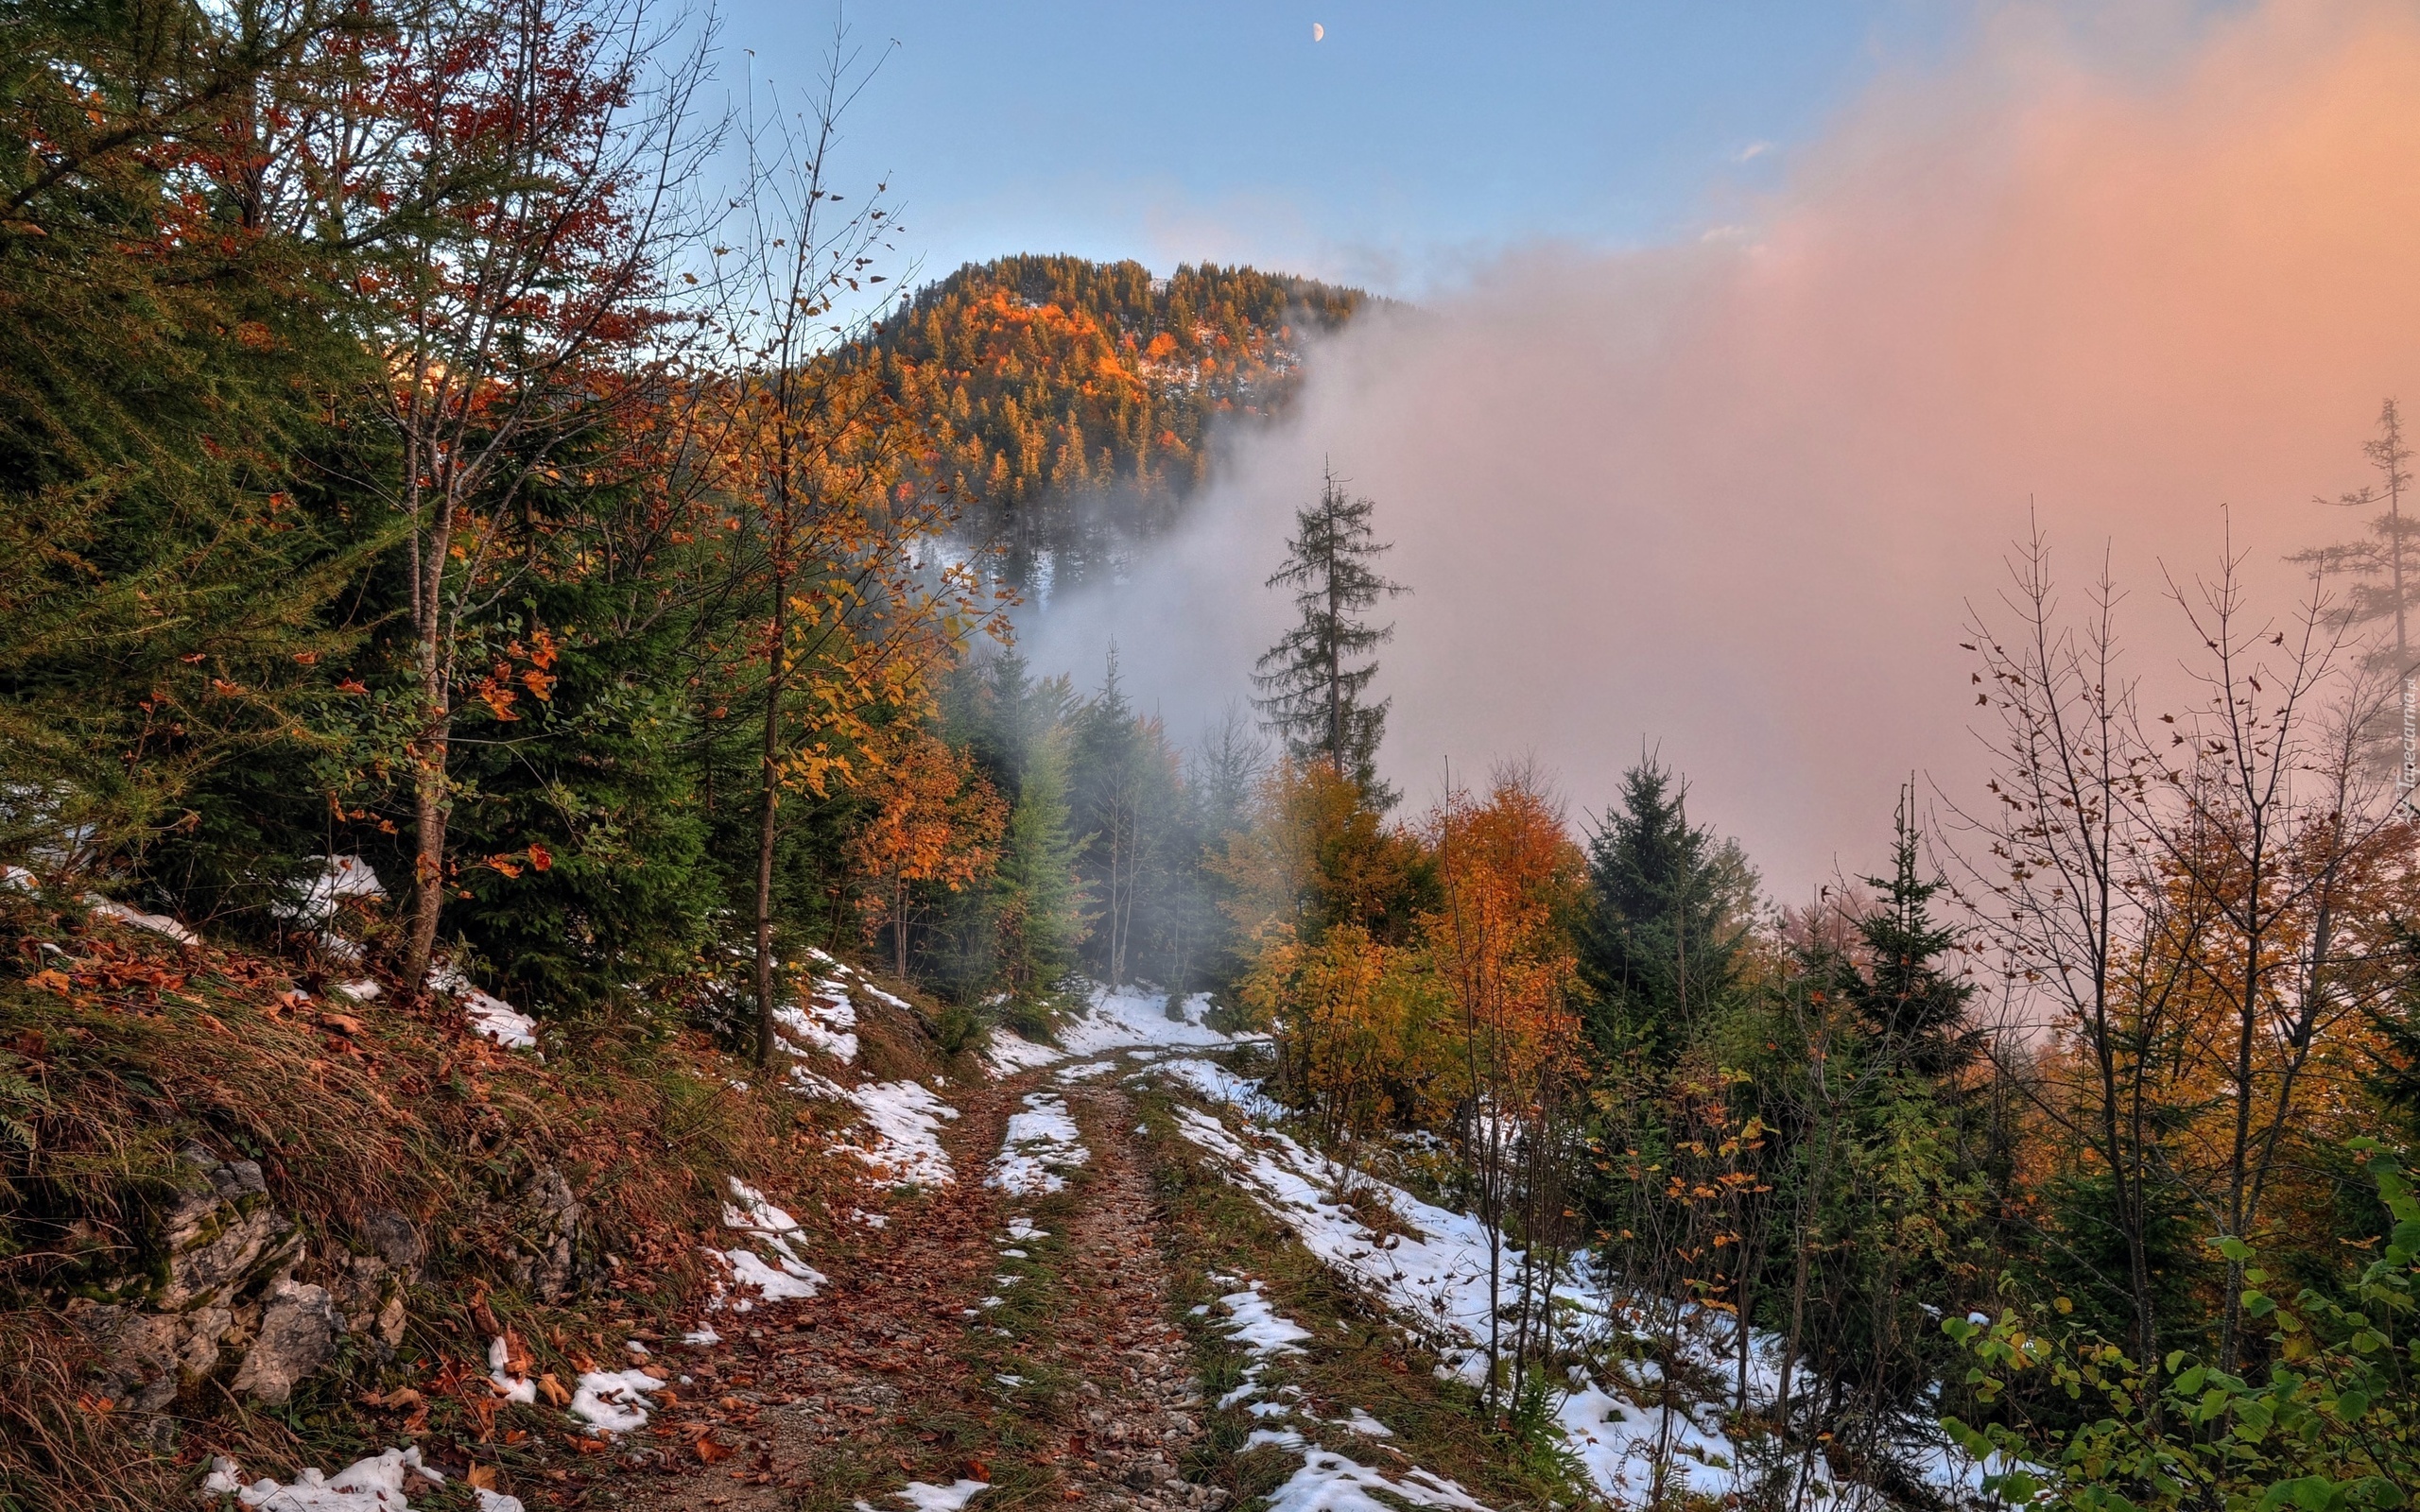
1849 784 1978 1080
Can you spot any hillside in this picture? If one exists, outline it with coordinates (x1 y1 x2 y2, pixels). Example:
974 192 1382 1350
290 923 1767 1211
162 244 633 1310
842 256 1372 597
0 877 1996 1512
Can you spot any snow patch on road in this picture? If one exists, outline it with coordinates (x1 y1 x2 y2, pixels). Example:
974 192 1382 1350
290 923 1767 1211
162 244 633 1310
987 1091 1088 1195
1153 1057 1286 1121
863 1480 988 1512
1058 986 1243 1056
570 1367 663 1434
837 1079 959 1187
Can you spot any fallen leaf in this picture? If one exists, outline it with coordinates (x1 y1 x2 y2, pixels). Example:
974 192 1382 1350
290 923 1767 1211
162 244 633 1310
466 1465 496 1490
537 1373 572 1408
693 1435 734 1464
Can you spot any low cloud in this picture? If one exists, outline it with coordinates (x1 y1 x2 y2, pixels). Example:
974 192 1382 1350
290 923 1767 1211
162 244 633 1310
1021 0 2420 895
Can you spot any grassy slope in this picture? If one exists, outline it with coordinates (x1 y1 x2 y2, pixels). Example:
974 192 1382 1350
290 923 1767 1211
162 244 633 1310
0 882 961 1511
1129 1068 1580 1512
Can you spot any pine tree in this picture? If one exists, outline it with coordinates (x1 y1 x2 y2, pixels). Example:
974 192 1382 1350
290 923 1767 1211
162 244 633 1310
2291 399 2416 678
1252 465 1408 806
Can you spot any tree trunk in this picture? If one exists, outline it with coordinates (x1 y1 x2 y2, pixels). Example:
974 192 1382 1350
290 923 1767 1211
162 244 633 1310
753 563 788 1069
405 712 449 986
402 480 454 990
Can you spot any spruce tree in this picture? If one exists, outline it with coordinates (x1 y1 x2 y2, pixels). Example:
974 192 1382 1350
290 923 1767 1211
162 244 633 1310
1849 786 1977 1080
1252 465 1408 807
1577 759 1756 1062
2291 399 2417 679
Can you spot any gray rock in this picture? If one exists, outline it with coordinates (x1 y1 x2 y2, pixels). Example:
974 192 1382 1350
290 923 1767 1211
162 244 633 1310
327 1249 410 1349
155 1146 295 1312
229 1280 340 1403
511 1165 594 1301
71 1304 180 1413
359 1208 424 1269
70 1301 236 1414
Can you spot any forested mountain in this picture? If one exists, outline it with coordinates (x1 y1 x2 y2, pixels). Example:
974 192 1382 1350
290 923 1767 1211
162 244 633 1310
840 255 1372 595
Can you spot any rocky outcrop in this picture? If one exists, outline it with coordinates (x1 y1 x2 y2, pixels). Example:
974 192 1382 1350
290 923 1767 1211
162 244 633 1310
153 1146 297 1310
328 1208 422 1349
69 1302 231 1415
68 1152 424 1416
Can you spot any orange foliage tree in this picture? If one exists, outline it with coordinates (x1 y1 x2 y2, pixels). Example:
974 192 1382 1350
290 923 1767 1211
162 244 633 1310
846 728 1007 977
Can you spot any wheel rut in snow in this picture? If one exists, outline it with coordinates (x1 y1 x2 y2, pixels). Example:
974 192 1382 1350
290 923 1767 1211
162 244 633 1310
618 1072 1215 1512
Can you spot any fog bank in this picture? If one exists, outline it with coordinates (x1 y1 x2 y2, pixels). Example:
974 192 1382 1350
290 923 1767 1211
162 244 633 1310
1022 0 2420 895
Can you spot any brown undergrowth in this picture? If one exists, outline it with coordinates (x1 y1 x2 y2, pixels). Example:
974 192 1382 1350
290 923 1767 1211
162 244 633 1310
0 882 953 1511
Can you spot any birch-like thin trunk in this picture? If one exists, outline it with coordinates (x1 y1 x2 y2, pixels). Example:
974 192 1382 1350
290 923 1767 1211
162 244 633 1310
753 555 788 1069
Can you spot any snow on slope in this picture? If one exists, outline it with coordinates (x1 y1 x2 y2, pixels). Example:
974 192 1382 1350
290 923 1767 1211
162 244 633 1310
426 962 538 1050
719 1177 829 1303
202 1444 525 1511
835 1079 959 1188
1203 1273 1500 1512
772 948 869 1061
1146 1036 1992 1508
1059 986 1237 1057
979 982 1261 1082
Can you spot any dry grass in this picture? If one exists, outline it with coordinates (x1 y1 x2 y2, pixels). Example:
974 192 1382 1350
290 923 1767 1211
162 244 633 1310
0 1314 182 1512
0 886 938 1508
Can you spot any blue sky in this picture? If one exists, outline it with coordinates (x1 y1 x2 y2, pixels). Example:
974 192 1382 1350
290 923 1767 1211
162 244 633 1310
717 2 1986 298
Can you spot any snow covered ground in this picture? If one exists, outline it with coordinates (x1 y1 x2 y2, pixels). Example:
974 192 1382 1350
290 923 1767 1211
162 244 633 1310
202 1444 524 1511
85 894 199 944
426 962 538 1050
1146 1039 1990 1509
719 1177 829 1303
771 949 872 1061
1059 987 1241 1057
1202 1272 1502 1512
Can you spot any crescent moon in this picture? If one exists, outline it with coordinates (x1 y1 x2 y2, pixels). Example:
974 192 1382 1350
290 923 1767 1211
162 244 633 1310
1312 22 1324 41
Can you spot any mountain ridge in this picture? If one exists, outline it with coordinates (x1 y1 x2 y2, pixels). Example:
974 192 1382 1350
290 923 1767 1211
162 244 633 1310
841 254 1376 595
